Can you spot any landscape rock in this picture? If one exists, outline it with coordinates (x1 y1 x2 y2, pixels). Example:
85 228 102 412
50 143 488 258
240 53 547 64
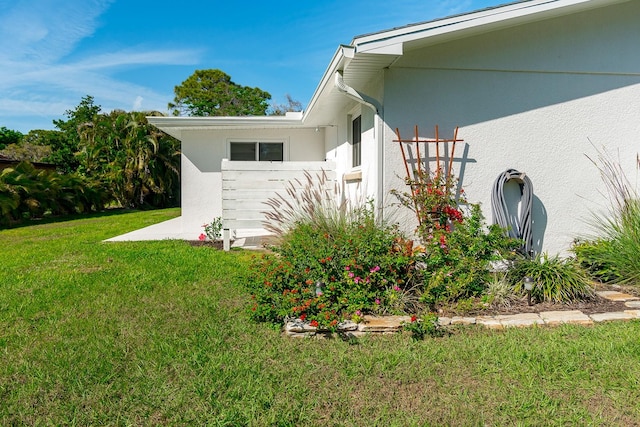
359 315 410 332
475 316 503 329
596 291 639 302
495 313 544 327
539 310 593 326
589 311 635 322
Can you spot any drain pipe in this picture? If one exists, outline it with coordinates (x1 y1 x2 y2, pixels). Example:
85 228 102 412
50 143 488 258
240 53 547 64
334 71 385 221
334 71 382 115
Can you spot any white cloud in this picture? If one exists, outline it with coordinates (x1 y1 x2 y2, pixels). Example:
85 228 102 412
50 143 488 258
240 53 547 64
132 96 144 111
0 0 202 131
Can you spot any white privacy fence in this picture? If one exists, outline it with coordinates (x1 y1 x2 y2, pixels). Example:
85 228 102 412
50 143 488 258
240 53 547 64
220 160 336 250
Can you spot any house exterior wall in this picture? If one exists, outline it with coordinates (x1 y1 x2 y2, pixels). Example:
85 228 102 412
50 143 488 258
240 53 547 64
180 128 325 234
381 0 640 254
324 76 384 208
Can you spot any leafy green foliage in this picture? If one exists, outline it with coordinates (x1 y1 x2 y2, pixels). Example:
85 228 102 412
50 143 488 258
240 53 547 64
0 140 52 162
169 69 272 117
402 313 442 340
249 203 421 330
419 204 521 306
201 217 222 241
0 161 108 225
508 254 595 303
52 95 102 173
392 168 520 307
0 126 23 150
573 238 622 283
24 129 78 174
572 145 640 285
76 110 181 208
575 199 640 285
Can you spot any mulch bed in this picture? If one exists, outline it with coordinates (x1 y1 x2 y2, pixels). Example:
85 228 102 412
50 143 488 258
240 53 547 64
440 283 638 317
188 240 225 250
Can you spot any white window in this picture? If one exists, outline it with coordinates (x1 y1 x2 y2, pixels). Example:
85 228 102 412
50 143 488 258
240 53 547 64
229 141 284 161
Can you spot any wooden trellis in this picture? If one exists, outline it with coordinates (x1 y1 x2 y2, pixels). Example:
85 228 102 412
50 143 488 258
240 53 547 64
393 125 464 225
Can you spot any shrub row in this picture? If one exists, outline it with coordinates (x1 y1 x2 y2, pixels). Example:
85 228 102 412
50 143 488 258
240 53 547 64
0 161 108 226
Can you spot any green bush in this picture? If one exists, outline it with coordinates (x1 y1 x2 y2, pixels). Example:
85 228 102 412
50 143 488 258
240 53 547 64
574 199 640 285
507 253 595 303
572 146 640 285
248 203 421 330
417 204 520 306
572 238 621 283
0 161 108 226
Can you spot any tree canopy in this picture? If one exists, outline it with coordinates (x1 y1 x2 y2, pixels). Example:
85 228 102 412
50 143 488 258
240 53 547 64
0 127 23 151
269 94 303 116
168 69 272 117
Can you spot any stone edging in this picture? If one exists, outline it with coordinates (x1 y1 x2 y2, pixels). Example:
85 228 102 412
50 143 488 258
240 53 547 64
284 291 640 338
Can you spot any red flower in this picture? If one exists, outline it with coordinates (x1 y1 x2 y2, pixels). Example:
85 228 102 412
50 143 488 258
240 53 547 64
310 320 319 327
198 233 206 241
411 315 418 322
300 313 307 321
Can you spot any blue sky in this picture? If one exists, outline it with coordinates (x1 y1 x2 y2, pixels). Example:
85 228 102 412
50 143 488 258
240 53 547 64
1 0 506 133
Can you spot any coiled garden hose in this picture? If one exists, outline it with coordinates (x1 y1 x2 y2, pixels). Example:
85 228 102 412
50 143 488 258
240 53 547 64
491 169 534 256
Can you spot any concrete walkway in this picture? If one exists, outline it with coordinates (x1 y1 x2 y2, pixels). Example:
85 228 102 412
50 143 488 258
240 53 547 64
104 216 273 249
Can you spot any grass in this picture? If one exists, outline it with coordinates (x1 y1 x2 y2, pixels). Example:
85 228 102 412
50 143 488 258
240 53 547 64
1 209 640 425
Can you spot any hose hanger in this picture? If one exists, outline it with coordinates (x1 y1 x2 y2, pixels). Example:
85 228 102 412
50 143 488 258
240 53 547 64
491 169 534 256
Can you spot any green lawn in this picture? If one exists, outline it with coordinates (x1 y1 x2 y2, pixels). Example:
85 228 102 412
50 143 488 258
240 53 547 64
1 209 639 426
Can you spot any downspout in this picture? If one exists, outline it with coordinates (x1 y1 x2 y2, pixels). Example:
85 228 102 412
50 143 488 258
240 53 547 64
334 71 385 222
334 71 382 115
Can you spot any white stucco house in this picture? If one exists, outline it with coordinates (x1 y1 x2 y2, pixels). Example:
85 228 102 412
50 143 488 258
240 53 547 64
117 0 640 254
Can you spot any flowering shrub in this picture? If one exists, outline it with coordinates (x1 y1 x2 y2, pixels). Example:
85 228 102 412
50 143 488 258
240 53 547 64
248 203 421 330
419 204 520 305
392 168 466 237
201 217 222 241
393 169 520 307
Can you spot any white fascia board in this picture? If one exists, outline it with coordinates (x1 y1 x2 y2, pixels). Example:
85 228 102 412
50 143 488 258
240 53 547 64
147 115 305 137
353 0 627 53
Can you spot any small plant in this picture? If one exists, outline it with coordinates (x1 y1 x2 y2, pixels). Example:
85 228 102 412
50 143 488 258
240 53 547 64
483 271 518 308
402 313 441 340
201 217 222 241
507 253 595 303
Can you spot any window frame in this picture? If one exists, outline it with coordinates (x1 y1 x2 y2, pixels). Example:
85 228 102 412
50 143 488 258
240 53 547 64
227 140 287 162
351 115 362 168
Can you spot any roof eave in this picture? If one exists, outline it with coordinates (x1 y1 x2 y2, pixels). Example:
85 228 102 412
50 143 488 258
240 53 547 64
353 0 629 54
147 114 306 139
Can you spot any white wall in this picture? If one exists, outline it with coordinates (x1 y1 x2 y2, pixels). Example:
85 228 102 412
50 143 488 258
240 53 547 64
180 127 325 235
381 0 640 254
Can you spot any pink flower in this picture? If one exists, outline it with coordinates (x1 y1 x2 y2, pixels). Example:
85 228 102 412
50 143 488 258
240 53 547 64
375 298 380 305
393 286 401 292
348 272 354 278
370 265 381 273
355 310 362 316
354 276 362 284
345 266 350 271
198 233 206 241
